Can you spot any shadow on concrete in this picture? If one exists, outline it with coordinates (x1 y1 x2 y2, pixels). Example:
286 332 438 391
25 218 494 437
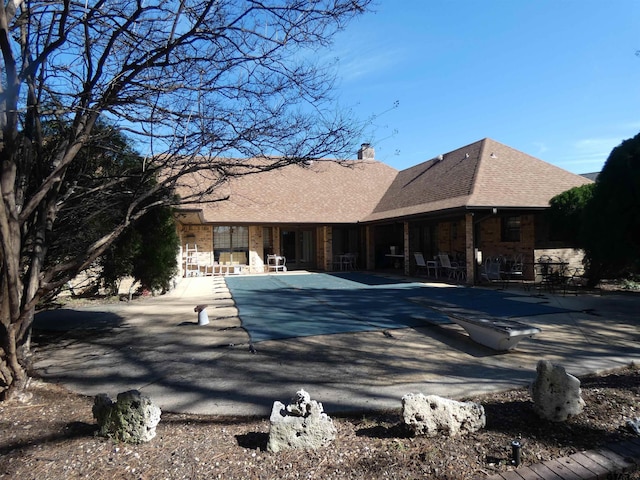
34 309 125 332
29 274 640 417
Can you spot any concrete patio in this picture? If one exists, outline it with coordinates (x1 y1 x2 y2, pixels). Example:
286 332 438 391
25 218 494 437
32 273 640 417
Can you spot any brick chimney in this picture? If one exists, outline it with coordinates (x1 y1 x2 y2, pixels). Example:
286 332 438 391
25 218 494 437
357 143 375 160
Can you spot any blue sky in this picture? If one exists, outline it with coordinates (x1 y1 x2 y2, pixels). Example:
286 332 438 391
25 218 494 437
330 1 640 174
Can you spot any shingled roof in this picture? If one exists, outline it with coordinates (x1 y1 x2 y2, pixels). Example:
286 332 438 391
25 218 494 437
175 138 592 225
182 159 398 224
363 138 593 222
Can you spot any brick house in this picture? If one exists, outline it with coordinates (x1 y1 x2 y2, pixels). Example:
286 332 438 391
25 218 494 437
174 138 592 284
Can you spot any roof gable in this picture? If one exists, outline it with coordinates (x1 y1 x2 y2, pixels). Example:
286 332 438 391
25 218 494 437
469 139 593 208
364 138 592 221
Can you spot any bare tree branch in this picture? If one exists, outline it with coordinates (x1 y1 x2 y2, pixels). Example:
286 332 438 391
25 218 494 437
0 0 372 396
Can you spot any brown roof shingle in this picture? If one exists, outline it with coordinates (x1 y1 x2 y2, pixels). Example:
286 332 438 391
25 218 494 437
363 138 592 221
181 159 398 224
175 139 593 225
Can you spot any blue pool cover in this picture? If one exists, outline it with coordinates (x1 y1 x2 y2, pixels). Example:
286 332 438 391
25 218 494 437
225 272 570 343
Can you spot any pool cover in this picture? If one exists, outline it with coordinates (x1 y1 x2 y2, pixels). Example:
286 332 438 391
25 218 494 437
225 272 571 343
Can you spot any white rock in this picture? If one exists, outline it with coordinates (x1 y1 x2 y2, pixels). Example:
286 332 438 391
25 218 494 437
530 360 585 422
401 393 486 437
267 390 336 452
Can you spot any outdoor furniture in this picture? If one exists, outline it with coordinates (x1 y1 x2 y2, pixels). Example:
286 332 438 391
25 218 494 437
413 252 439 277
200 264 214 276
184 244 200 277
332 253 356 271
340 253 357 271
438 309 541 351
210 251 248 275
414 252 427 275
438 254 464 281
534 257 568 294
385 252 404 269
267 254 287 272
503 254 525 286
480 259 503 285
563 266 588 295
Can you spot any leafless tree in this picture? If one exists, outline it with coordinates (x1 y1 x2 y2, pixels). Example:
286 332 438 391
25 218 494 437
0 0 371 398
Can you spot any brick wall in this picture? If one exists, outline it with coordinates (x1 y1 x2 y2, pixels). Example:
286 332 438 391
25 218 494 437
179 224 214 274
436 219 466 258
477 215 535 264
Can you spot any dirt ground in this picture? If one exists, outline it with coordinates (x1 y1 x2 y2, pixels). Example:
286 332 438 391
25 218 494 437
0 364 638 479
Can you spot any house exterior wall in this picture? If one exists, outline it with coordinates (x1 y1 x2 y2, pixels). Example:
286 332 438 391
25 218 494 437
177 223 333 275
179 224 214 276
477 215 535 263
403 213 548 282
435 218 466 259
175 212 583 282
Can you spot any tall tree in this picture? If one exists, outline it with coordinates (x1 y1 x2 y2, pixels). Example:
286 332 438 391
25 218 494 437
582 132 640 281
546 183 595 246
0 0 371 398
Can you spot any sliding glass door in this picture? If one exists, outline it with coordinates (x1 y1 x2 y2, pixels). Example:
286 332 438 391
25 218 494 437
281 228 316 270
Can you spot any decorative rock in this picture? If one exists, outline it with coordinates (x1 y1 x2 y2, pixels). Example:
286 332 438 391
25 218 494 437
626 417 640 435
530 360 585 422
401 393 486 437
92 390 161 443
267 389 336 453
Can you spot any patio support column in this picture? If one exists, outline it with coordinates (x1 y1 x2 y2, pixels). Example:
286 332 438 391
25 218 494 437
464 213 474 285
322 226 333 271
365 225 375 270
404 221 410 276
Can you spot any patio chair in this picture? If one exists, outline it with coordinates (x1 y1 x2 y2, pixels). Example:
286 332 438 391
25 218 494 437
414 252 429 276
266 254 287 272
437 254 463 281
563 266 588 295
232 251 247 265
341 253 357 271
504 254 525 287
480 259 503 286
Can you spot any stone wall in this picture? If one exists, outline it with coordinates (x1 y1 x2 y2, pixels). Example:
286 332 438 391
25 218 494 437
534 247 585 271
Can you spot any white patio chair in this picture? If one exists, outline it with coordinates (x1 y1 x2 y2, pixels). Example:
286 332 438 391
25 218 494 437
480 259 503 286
438 254 463 281
414 252 428 276
266 254 286 272
342 253 357 271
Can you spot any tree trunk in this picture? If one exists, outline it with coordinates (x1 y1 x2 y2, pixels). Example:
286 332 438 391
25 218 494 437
0 323 29 400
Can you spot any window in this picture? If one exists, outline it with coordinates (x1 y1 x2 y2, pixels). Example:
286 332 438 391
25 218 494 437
213 226 248 261
501 216 521 242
